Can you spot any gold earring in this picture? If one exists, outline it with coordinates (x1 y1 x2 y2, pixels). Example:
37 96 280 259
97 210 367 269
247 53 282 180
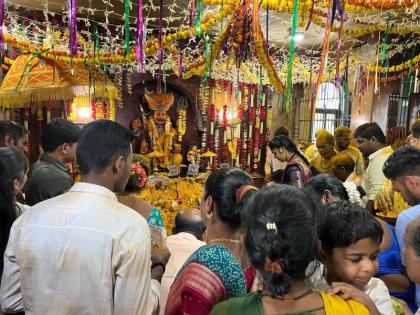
206 212 214 221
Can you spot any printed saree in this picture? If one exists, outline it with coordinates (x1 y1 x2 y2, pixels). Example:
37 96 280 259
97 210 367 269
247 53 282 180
164 244 255 315
210 291 370 315
282 156 312 188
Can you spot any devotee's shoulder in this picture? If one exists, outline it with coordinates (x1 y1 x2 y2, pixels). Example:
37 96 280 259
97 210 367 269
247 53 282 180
28 162 73 187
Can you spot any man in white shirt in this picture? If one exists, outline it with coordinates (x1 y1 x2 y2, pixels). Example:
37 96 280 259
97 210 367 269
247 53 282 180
383 146 420 311
160 208 205 314
355 122 393 212
0 120 169 315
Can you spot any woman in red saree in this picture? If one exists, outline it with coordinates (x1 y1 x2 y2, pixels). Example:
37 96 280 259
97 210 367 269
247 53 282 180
164 168 257 315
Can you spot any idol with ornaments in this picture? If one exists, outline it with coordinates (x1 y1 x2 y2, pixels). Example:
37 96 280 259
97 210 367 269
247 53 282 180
144 90 177 167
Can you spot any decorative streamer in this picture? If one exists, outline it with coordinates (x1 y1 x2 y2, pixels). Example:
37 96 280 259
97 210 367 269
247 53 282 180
335 0 345 87
343 53 349 99
157 0 163 93
220 0 224 32
374 34 380 94
381 20 390 66
124 0 130 57
305 0 315 31
285 0 300 114
204 34 211 79
93 22 100 63
190 0 196 34
407 49 416 96
265 2 269 50
136 0 144 72
68 0 77 56
178 51 183 80
196 0 201 38
331 0 343 26
331 0 336 26
253 0 259 44
312 0 333 121
0 0 4 58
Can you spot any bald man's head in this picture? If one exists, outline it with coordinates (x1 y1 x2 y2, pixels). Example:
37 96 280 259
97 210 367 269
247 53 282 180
173 208 206 240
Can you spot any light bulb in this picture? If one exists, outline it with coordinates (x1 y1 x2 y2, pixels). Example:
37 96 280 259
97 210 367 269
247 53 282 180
78 107 90 119
293 32 304 42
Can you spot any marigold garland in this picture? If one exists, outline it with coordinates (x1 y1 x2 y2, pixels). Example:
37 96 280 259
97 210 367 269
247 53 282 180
347 0 415 9
368 53 420 73
367 64 419 82
2 4 236 66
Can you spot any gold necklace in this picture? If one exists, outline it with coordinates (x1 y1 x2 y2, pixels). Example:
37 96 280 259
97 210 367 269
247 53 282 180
260 289 313 301
207 238 242 245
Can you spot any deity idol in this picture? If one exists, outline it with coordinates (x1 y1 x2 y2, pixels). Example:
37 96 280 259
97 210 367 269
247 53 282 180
145 91 177 167
187 144 200 166
130 117 149 154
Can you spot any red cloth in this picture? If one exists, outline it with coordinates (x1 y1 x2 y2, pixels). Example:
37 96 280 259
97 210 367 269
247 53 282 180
164 263 255 315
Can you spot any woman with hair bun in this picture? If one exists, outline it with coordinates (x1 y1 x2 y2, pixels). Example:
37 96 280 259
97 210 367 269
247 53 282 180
269 136 313 187
165 167 257 315
211 184 370 315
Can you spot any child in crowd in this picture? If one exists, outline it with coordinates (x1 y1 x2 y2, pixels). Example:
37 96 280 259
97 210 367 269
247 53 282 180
315 200 395 315
211 185 371 315
403 216 420 315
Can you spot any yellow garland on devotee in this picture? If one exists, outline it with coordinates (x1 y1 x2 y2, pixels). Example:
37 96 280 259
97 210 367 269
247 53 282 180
368 53 420 73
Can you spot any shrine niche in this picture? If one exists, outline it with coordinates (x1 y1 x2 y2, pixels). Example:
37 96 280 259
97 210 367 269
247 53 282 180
131 79 201 169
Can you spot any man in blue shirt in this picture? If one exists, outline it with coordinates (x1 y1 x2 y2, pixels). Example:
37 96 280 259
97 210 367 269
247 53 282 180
383 146 420 310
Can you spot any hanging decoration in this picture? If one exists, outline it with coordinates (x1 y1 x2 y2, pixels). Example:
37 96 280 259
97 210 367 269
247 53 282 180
335 0 345 87
374 36 380 94
136 0 144 73
285 0 300 113
0 0 4 58
68 0 77 56
196 0 202 38
178 51 183 80
124 0 130 57
93 22 100 63
369 52 420 73
127 70 133 95
176 96 188 142
368 64 419 82
312 0 333 119
381 20 390 66
251 0 284 93
157 0 164 93
199 79 269 173
305 0 315 31
204 34 211 80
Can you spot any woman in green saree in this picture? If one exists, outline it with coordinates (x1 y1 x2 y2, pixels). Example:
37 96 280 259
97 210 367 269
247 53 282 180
211 184 371 315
